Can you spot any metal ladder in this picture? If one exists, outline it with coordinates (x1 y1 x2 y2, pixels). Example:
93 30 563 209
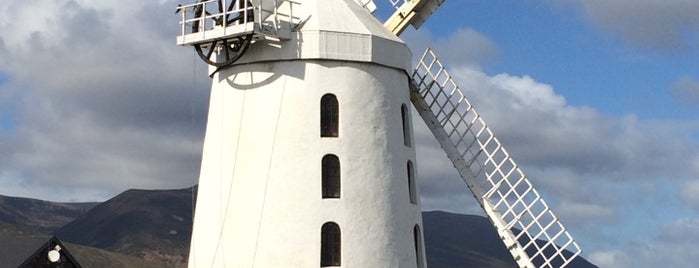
409 48 582 268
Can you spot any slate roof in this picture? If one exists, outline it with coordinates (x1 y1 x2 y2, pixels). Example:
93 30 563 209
17 235 82 268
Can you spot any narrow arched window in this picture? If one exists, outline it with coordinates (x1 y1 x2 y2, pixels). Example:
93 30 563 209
322 154 340 198
321 94 339 137
414 224 424 268
401 104 411 146
408 160 417 204
321 222 341 267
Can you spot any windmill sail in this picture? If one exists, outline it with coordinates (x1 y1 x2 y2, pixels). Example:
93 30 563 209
409 48 582 268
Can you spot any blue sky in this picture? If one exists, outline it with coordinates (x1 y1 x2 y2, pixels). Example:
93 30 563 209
0 1 698 267
382 1 699 266
418 1 699 119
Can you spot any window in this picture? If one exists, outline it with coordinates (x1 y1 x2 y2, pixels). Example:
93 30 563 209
414 224 424 268
322 154 340 198
407 161 417 204
321 94 339 137
321 222 341 267
401 104 411 146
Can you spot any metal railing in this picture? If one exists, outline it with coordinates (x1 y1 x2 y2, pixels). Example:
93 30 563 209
177 0 299 46
387 0 404 9
179 0 253 39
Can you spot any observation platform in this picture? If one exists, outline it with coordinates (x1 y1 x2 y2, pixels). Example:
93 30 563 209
176 0 300 47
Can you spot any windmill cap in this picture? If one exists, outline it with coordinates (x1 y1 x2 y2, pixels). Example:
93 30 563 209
231 0 412 73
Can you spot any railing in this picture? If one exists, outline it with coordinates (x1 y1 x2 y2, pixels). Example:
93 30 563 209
257 0 301 37
179 0 253 40
387 0 404 9
177 0 300 46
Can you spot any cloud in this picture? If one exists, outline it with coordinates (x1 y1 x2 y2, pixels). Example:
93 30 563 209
433 28 500 67
0 0 210 201
670 76 699 105
587 249 632 268
402 27 500 67
0 2 697 266
680 176 699 211
411 46 699 258
558 201 615 222
564 0 699 50
414 130 483 215
444 67 696 185
590 218 699 268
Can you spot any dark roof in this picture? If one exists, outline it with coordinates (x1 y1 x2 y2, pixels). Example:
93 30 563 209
17 235 82 268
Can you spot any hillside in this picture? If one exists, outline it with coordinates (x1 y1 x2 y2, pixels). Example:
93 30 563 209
0 233 169 268
423 211 598 268
0 188 597 267
0 195 97 234
55 188 196 267
423 211 515 268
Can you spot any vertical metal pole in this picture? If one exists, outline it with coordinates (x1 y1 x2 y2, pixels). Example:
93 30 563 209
222 0 227 28
181 8 186 37
200 1 206 38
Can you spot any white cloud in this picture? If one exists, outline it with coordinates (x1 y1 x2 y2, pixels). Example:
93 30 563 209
588 217 699 268
635 218 699 267
564 0 699 49
588 249 632 268
0 0 209 201
447 66 696 184
402 27 499 67
0 2 698 267
414 131 483 215
680 179 699 210
558 202 615 222
433 28 500 67
670 76 699 105
410 45 699 263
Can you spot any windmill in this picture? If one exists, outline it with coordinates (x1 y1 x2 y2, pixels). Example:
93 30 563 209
176 0 581 267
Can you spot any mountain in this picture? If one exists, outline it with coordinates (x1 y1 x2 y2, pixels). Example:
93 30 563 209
0 195 164 268
0 233 171 268
0 188 597 267
423 211 598 268
0 194 97 234
423 211 516 268
54 187 196 267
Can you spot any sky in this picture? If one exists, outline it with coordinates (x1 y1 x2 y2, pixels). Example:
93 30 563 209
0 0 698 267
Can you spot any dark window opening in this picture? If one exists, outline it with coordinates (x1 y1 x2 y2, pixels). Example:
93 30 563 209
321 94 339 137
408 161 417 204
322 154 341 199
402 104 411 147
414 224 424 268
321 222 341 267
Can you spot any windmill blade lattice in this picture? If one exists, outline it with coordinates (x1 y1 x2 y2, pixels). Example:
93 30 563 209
409 48 581 268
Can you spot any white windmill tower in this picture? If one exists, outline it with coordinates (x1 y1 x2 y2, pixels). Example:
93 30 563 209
176 0 582 267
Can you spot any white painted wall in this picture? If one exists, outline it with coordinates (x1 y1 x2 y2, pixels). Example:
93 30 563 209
189 0 426 267
190 60 425 267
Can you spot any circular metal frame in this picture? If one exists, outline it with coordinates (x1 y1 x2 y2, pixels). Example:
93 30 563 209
191 0 254 67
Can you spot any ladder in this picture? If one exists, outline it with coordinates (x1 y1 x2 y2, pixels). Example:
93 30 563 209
409 48 582 268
